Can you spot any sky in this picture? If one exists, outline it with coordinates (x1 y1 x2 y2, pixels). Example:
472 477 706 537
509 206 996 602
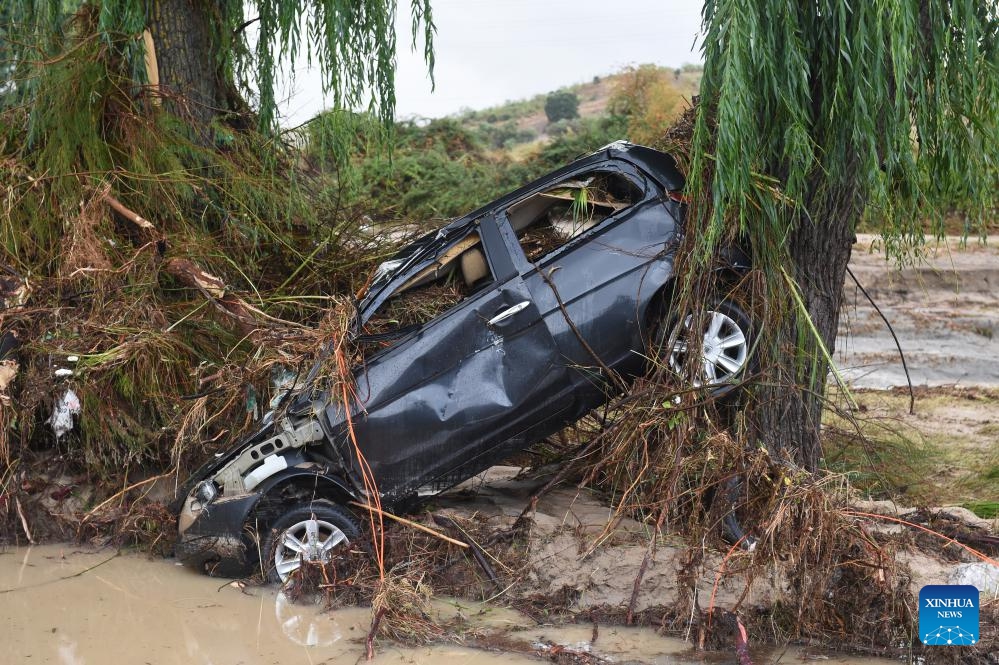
275 0 705 125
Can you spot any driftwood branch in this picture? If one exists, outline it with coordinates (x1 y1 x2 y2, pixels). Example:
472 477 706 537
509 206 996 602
365 606 386 660
846 265 915 414
82 473 171 518
14 496 33 544
101 192 304 339
432 514 500 588
349 501 469 549
102 193 156 231
163 258 268 339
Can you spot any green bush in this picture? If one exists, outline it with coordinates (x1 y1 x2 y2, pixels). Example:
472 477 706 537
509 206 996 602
474 120 536 149
532 115 628 171
330 118 533 222
544 90 579 123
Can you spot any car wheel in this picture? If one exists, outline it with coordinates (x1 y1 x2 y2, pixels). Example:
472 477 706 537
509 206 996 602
262 501 361 584
660 299 753 393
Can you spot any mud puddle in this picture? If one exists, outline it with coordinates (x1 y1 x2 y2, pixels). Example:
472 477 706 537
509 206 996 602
0 546 531 665
0 546 901 665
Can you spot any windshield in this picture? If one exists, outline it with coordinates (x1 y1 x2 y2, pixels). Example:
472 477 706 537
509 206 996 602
357 220 478 319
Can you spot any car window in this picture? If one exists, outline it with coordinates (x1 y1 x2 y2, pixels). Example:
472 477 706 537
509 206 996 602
506 170 644 264
359 230 493 353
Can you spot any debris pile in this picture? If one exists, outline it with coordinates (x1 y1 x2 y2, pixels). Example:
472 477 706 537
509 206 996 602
1 20 995 661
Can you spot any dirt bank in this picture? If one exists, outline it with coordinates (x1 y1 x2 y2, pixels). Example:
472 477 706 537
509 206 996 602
438 467 778 614
436 466 997 607
838 235 999 389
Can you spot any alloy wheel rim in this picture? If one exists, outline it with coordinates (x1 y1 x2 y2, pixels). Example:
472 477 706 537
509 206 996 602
273 518 348 583
668 310 748 386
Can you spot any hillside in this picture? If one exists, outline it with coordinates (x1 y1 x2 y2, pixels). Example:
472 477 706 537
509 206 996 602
324 64 703 224
450 63 702 154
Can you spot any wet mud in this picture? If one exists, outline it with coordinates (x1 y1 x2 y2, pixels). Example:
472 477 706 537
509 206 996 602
838 235 999 389
0 545 904 665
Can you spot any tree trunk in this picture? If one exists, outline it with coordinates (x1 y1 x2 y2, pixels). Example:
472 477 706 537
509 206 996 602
752 181 860 470
145 0 228 131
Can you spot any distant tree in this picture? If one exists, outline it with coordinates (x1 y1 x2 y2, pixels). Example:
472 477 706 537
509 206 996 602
544 90 579 123
610 64 684 145
533 115 628 170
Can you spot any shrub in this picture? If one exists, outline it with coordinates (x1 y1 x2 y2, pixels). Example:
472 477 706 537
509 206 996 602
544 90 579 123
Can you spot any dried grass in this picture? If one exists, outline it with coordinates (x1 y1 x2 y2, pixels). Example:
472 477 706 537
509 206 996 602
370 573 447 645
361 280 463 341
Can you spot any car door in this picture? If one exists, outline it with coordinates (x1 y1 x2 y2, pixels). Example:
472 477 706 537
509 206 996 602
497 164 681 399
326 216 571 501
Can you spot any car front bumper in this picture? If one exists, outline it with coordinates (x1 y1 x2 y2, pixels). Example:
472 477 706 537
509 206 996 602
175 492 262 578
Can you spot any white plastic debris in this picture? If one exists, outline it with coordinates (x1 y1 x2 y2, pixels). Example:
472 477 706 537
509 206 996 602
269 366 300 409
54 368 73 377
50 389 81 439
67 355 79 362
949 562 999 598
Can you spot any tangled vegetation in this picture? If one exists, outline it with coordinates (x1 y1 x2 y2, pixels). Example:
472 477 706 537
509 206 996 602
0 6 397 506
1 2 997 663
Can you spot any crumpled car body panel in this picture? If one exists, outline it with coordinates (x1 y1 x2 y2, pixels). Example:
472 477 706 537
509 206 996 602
176 142 695 576
329 270 570 500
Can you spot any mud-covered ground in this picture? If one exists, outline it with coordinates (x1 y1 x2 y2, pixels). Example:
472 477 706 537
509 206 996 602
831 234 998 504
3 235 997 663
432 466 997 640
838 235 999 389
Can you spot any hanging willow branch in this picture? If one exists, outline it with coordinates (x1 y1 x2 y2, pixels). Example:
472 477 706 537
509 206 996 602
3 0 436 134
690 0 998 250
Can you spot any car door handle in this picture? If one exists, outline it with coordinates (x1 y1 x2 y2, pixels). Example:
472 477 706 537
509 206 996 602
487 301 531 326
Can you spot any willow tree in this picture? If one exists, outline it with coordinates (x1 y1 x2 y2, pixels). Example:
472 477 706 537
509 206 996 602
0 1 434 476
5 0 434 133
680 1 998 469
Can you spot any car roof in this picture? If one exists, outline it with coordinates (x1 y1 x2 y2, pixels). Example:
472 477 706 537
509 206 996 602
433 141 684 237
358 142 684 318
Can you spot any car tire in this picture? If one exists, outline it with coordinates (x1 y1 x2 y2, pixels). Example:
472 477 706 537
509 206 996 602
719 477 758 551
657 298 754 396
262 500 362 584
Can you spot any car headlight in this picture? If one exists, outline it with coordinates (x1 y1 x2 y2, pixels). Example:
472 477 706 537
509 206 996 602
196 480 219 505
178 483 217 535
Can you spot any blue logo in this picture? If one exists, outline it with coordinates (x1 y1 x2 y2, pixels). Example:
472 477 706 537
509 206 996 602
919 585 979 645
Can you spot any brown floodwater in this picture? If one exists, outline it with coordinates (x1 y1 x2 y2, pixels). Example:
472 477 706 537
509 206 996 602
0 546 897 665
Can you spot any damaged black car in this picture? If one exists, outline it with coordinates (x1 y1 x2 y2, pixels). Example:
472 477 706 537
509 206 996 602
175 141 752 581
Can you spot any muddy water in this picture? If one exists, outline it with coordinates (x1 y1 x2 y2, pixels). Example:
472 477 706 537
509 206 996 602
1 546 893 665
